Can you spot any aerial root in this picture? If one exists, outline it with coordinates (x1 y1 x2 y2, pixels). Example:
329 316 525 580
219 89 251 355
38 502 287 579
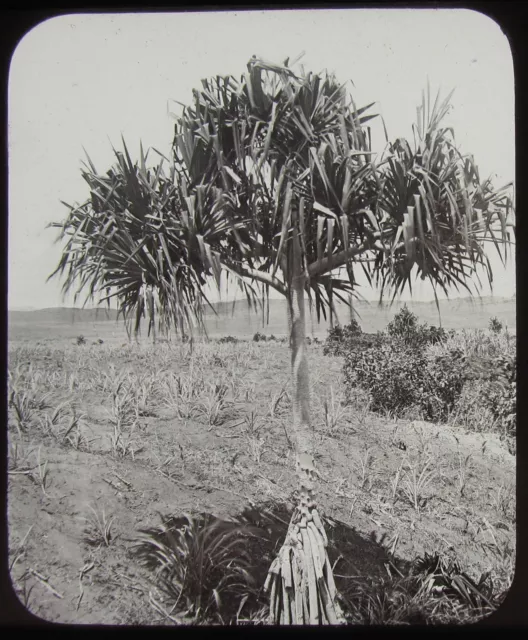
264 505 345 625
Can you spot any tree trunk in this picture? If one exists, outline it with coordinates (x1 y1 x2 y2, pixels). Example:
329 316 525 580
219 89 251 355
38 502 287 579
289 271 312 463
149 287 157 345
264 232 344 625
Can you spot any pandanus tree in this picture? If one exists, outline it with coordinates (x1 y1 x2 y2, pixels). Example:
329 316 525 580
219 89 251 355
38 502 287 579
49 56 514 624
47 142 251 341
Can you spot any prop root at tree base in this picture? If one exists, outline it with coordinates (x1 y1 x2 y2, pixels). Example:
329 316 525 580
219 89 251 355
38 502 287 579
264 503 345 625
265 457 345 625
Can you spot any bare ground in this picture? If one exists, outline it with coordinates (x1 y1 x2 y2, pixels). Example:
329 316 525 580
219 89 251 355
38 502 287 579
6 338 515 624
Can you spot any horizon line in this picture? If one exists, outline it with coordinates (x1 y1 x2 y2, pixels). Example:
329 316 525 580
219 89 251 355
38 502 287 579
9 292 516 313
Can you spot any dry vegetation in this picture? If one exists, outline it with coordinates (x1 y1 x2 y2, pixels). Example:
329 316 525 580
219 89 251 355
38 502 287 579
7 326 515 625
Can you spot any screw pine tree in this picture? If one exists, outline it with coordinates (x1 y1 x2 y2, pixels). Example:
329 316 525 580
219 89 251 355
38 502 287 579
50 56 514 624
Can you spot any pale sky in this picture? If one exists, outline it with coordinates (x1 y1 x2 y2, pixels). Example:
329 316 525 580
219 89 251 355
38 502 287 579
8 9 515 310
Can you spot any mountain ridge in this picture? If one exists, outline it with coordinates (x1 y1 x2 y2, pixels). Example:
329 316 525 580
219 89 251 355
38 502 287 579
8 294 516 317
8 295 516 338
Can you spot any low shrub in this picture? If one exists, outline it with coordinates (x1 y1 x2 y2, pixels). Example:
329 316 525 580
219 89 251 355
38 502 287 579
421 349 467 422
343 342 466 423
323 320 363 356
253 332 267 343
467 353 516 435
387 305 447 347
489 316 504 334
218 336 238 344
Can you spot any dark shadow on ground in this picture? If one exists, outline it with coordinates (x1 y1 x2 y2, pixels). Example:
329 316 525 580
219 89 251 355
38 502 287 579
131 500 418 622
236 501 413 589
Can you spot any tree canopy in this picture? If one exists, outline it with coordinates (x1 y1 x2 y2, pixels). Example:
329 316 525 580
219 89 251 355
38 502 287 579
49 56 514 337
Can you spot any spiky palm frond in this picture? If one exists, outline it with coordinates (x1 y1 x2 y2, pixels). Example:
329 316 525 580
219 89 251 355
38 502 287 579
170 57 380 323
368 87 514 304
50 57 514 339
171 59 513 319
48 140 253 338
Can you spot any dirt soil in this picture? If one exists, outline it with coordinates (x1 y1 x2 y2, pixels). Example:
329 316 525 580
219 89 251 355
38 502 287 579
6 337 516 624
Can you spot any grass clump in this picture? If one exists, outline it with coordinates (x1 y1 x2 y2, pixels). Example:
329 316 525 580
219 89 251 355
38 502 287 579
132 506 510 626
82 505 115 547
342 552 504 625
132 513 261 624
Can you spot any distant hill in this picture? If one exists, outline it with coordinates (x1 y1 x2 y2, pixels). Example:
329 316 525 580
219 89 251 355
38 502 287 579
9 295 516 342
204 295 516 337
9 307 120 324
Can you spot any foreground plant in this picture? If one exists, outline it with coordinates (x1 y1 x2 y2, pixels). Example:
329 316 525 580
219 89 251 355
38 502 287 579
342 551 502 625
133 514 258 623
82 505 115 547
49 55 514 624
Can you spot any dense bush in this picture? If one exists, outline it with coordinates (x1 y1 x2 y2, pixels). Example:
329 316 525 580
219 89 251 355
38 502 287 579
387 305 447 347
344 342 423 415
343 342 466 422
325 308 448 358
470 353 516 435
328 310 453 419
343 323 516 430
323 320 363 356
386 305 417 340
421 348 467 422
489 316 504 334
252 332 267 343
